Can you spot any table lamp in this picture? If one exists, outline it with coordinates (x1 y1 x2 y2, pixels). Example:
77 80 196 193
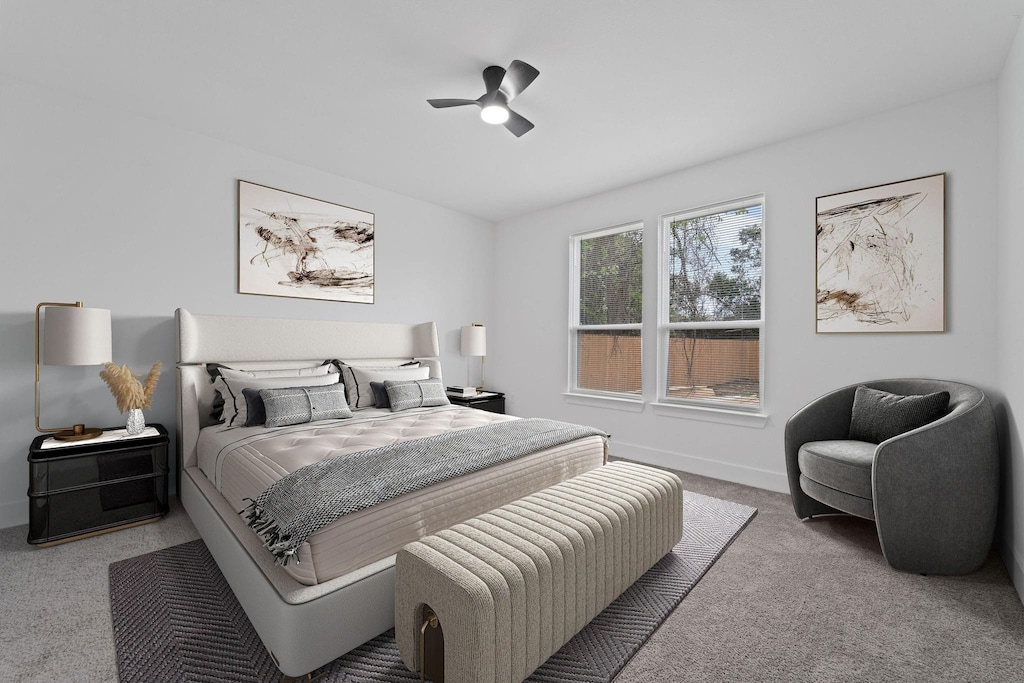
460 323 486 392
36 301 112 440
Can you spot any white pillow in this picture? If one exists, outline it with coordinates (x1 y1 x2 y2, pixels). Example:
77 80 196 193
341 365 430 409
213 373 341 427
212 363 336 379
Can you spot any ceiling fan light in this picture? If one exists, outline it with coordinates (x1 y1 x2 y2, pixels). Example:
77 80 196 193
480 105 509 125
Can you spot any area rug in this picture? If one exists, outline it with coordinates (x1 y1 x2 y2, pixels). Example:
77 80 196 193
109 491 756 682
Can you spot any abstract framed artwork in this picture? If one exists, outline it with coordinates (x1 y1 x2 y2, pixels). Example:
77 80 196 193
815 173 945 333
238 180 374 304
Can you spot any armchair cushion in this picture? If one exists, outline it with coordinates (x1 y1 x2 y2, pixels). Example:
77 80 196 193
798 440 875 500
848 386 950 444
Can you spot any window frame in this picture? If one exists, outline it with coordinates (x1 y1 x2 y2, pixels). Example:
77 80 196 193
567 221 645 402
656 195 765 415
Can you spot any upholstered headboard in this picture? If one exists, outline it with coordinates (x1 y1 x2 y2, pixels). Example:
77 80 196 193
175 308 441 472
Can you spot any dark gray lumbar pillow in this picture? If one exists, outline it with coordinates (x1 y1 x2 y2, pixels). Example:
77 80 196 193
848 385 950 444
260 385 353 428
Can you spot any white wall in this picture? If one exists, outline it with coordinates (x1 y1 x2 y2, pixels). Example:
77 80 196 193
491 85 999 494
997 20 1024 601
0 75 496 528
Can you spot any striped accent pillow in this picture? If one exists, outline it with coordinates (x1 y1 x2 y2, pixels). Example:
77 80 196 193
260 385 353 428
384 378 450 412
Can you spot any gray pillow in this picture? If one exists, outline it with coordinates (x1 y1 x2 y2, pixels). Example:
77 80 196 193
384 378 451 412
337 362 426 409
848 385 950 444
208 361 336 423
212 373 341 427
241 388 268 427
260 385 353 428
369 381 391 409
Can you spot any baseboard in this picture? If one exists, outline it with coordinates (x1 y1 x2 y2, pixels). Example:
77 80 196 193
0 497 28 530
612 440 789 493
1000 532 1024 607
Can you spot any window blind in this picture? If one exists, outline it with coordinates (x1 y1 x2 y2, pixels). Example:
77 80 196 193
579 228 643 325
572 223 643 396
660 199 763 410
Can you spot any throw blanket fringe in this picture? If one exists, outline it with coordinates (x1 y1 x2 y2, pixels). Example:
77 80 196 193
243 418 607 565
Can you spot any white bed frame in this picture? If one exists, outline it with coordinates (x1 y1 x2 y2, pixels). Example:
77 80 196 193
175 308 442 677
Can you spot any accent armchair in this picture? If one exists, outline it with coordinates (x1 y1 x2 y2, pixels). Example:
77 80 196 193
785 379 998 575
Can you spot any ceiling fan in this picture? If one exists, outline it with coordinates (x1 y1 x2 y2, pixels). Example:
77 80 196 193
427 59 540 137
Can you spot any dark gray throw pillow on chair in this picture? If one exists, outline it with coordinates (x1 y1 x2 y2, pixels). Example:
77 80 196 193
848 385 950 443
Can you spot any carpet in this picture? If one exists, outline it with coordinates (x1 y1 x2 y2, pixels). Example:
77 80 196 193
109 491 756 682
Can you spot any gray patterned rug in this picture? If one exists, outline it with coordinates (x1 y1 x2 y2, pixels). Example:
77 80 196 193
109 491 756 682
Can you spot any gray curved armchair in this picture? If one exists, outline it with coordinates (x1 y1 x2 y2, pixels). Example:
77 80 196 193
785 379 998 575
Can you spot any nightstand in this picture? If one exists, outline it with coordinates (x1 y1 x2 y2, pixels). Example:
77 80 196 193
447 391 506 415
27 424 170 546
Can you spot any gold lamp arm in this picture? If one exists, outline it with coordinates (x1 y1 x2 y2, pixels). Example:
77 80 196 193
35 301 82 433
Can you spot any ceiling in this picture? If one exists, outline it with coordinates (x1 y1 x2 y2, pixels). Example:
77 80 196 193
2 1 1022 223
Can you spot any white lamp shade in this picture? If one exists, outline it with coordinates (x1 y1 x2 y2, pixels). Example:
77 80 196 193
43 306 112 366
460 325 486 357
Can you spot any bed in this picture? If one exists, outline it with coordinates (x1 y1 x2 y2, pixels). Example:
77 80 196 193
175 309 607 677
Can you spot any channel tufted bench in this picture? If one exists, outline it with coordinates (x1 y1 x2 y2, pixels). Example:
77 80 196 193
394 461 683 683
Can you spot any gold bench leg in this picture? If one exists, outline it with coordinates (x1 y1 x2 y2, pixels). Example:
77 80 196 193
420 605 444 683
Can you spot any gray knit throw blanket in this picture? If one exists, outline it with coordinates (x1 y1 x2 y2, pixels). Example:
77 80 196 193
243 418 607 564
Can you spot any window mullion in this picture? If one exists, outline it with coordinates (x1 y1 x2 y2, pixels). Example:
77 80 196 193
663 320 762 331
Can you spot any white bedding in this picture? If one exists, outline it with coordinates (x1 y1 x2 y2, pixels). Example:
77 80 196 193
197 405 606 585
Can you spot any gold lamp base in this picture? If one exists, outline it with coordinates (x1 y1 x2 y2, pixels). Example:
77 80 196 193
52 424 104 442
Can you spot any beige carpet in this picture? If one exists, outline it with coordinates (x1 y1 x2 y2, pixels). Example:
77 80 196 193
2 464 1024 682
614 471 1024 683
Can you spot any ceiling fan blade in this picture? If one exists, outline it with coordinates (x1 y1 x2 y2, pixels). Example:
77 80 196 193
498 60 539 101
503 108 535 137
482 65 506 94
427 98 479 109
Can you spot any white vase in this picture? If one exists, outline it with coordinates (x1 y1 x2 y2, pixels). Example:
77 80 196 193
126 408 146 435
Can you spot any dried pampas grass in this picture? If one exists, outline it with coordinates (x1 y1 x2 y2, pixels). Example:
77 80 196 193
99 361 162 413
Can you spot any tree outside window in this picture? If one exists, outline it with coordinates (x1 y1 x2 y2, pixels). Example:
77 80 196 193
571 223 643 396
661 199 764 409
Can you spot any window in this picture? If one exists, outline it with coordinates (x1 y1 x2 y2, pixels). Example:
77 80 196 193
569 222 643 398
659 196 764 411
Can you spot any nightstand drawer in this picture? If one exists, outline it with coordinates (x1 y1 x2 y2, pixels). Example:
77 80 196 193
30 446 166 494
28 473 168 544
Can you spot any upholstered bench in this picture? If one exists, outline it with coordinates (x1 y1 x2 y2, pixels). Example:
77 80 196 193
394 461 683 683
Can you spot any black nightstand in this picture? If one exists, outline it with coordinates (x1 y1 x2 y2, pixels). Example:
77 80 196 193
448 391 506 415
27 424 170 546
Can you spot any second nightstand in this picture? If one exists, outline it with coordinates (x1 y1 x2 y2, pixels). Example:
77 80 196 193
447 391 506 415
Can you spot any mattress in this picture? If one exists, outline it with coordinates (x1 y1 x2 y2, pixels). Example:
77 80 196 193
197 405 606 585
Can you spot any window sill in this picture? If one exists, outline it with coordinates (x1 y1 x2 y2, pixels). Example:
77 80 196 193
650 401 768 428
562 392 645 413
